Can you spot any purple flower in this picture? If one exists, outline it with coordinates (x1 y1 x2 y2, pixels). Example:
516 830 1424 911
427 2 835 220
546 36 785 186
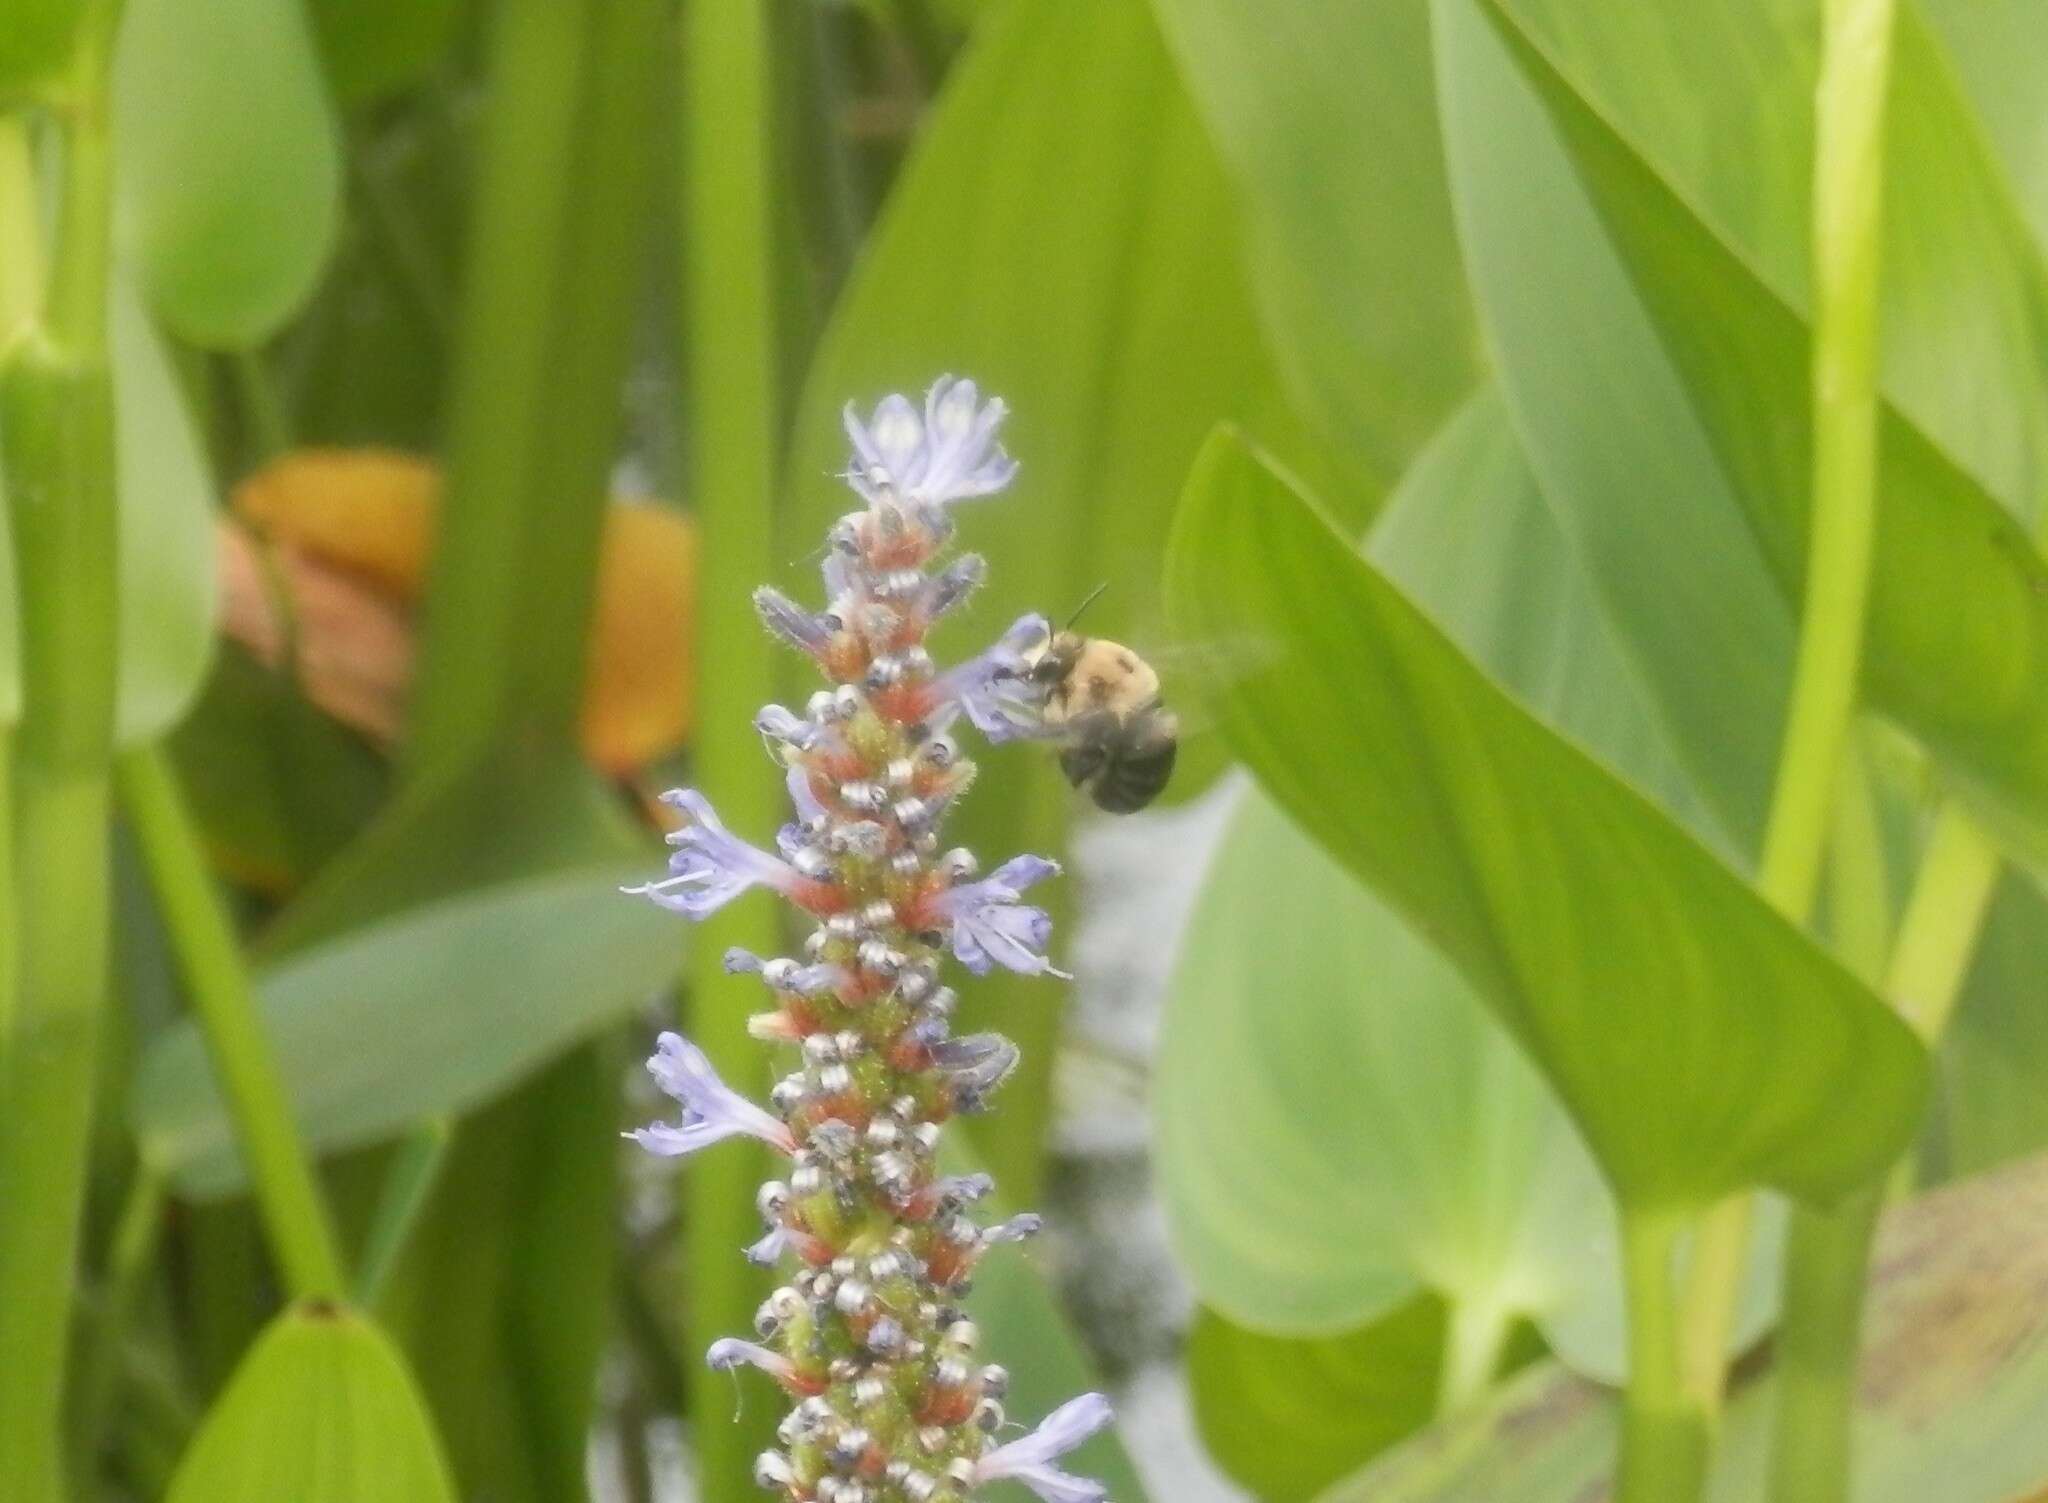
932 614 1052 743
627 789 806 919
754 703 823 754
973 1393 1114 1503
755 587 837 656
929 854 1068 978
982 1212 1044 1246
706 1337 802 1389
744 1224 790 1266
627 1032 795 1159
842 376 1019 508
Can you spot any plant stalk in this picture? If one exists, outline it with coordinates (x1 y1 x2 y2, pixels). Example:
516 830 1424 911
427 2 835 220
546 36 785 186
1679 0 1898 1413
679 0 787 1489
1436 1295 1514 1418
0 8 127 1496
1766 802 1998 1503
116 746 348 1299
1619 1211 1710 1503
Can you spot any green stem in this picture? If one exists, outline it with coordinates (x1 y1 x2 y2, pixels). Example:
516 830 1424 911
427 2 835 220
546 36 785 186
680 0 786 1489
357 1116 453 1311
1436 1296 1513 1418
0 9 126 1496
1619 1211 1710 1503
1679 0 1898 1412
116 746 348 1298
1766 803 1999 1503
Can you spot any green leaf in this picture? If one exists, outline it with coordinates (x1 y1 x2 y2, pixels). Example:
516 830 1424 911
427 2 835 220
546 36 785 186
1159 784 1592 1336
1160 390 1783 1382
1187 1296 1454 1501
786 0 1324 1197
132 862 678 1198
165 1303 454 1503
1325 1150 2048 1502
1165 430 1928 1212
0 0 82 90
112 274 216 745
114 0 343 348
1462 0 2048 869
1147 0 1480 495
1432 0 1789 857
306 0 464 108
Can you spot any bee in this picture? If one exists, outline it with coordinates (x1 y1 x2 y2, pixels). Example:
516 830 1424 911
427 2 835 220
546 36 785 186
1026 626 1179 815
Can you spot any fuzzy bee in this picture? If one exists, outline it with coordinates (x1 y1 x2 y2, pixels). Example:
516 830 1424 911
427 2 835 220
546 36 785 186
1024 631 1179 815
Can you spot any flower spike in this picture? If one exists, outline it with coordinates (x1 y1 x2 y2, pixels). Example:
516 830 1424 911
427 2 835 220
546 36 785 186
625 379 1106 1502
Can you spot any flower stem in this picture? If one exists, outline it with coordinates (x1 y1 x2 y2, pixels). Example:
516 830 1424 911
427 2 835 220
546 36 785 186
679 0 787 1490
1619 1211 1709 1503
1766 802 1998 1503
0 8 126 1495
116 746 348 1299
1678 0 1898 1414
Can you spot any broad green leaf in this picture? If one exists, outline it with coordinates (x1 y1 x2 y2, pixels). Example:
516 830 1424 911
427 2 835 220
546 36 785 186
1327 1151 2048 1502
1160 390 1781 1381
1166 431 1927 1212
1160 783 1594 1334
785 0 1324 1196
307 0 464 107
132 863 679 1197
112 275 216 745
0 0 81 90
1147 0 1480 495
1434 0 1789 857
1466 0 2048 868
166 1303 455 1503
1189 1296 1479 1501
114 0 343 348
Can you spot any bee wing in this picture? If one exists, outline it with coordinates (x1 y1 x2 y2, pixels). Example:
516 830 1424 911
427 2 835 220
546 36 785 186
1124 630 1279 741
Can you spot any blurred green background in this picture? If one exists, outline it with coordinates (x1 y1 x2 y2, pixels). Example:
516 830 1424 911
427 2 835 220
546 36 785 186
5 0 2048 1500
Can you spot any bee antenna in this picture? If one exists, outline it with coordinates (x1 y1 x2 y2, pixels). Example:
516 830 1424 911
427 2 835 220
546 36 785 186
1065 581 1110 631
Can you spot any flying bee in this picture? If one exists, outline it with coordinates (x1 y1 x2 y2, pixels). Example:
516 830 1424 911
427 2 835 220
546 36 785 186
1023 602 1179 814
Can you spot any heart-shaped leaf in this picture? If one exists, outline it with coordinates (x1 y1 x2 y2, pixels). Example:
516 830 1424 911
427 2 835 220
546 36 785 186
1160 389 1783 1386
132 862 679 1198
1165 429 1926 1213
166 1303 454 1503
115 0 343 347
